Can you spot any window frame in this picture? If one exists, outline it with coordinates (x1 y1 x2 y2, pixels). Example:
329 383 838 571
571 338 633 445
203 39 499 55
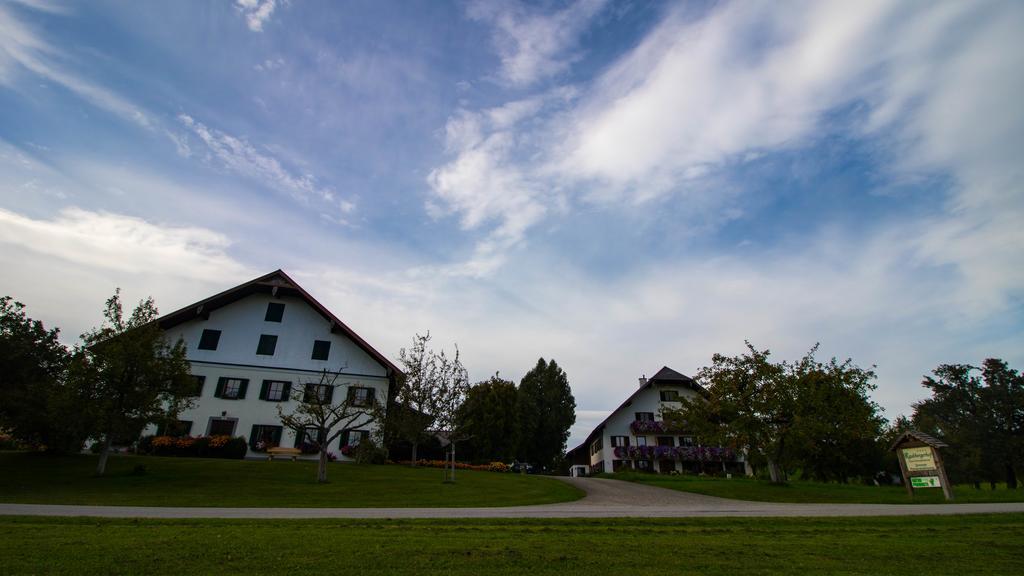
216 377 249 400
635 412 655 422
660 390 681 402
260 379 291 402
610 435 630 448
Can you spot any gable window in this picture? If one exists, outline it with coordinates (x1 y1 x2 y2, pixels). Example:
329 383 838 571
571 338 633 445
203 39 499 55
256 334 278 356
198 329 221 351
264 302 285 322
347 386 375 407
250 424 283 452
303 383 334 404
311 340 331 361
635 412 655 422
259 380 291 402
215 377 249 399
208 418 236 436
660 390 681 402
188 375 206 397
657 436 675 447
610 436 630 448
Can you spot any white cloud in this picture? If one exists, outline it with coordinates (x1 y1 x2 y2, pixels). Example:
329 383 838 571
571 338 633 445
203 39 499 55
235 0 277 33
467 0 608 87
177 114 355 220
0 2 152 128
0 207 253 342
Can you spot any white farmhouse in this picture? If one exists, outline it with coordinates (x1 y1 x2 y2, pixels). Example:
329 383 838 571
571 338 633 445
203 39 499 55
567 367 743 476
147 269 402 460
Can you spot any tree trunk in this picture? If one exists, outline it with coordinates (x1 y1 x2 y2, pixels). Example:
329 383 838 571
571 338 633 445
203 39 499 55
95 434 112 476
1006 462 1018 490
317 449 329 483
766 458 785 484
450 443 456 483
410 441 418 466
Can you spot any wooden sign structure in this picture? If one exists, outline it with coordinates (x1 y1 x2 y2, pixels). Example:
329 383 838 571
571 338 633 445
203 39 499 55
890 430 954 501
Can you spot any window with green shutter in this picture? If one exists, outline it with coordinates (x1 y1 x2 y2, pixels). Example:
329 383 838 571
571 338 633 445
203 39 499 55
215 377 248 399
259 380 290 401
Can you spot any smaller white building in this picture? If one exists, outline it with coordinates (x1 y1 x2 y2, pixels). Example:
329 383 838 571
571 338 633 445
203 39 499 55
145 270 402 460
567 367 743 475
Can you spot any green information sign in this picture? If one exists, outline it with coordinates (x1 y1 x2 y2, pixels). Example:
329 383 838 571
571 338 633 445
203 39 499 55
910 476 941 488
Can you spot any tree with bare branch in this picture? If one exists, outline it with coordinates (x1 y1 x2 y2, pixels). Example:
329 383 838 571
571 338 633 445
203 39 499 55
278 369 377 483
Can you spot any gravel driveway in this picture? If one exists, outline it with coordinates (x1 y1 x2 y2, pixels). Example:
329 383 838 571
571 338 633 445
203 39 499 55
2 477 1023 519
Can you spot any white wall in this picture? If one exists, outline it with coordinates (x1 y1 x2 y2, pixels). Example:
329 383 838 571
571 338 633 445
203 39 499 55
599 384 701 473
151 292 392 460
166 292 387 377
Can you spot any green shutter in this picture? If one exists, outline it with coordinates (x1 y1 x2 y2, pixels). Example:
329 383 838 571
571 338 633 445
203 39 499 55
259 381 269 400
367 388 376 405
324 385 335 404
340 430 350 447
281 383 291 402
272 426 282 446
238 379 249 399
249 425 260 450
214 377 226 398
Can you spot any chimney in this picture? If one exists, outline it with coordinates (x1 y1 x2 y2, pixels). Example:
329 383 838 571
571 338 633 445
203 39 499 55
638 374 647 388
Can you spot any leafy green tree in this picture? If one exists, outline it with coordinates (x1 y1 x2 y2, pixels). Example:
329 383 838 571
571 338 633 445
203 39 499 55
71 290 194 475
664 342 885 484
0 296 86 453
664 342 791 483
913 359 1023 488
456 373 519 462
516 358 575 470
786 352 884 482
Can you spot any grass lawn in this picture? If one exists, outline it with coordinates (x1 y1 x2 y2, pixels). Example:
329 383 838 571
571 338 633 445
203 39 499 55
0 452 582 508
604 471 1024 504
1 514 1022 575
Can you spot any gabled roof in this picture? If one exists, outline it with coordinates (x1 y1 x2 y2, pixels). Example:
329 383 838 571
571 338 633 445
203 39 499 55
157 269 403 377
890 430 948 452
566 366 705 458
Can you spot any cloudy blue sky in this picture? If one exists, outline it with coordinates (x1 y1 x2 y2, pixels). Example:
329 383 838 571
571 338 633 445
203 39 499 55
1 0 1021 447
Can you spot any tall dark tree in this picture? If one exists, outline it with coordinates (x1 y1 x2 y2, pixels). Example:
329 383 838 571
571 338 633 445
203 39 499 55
71 290 195 475
516 358 575 470
913 359 1023 488
0 296 85 453
456 373 519 462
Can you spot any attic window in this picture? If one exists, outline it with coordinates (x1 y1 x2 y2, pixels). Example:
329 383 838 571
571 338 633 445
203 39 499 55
265 302 285 322
198 329 221 351
311 340 331 361
660 390 681 402
257 334 278 356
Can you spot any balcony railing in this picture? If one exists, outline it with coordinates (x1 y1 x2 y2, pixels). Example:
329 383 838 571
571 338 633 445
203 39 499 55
629 419 685 434
613 445 736 462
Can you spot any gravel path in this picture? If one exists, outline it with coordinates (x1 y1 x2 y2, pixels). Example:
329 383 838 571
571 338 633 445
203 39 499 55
2 477 1023 519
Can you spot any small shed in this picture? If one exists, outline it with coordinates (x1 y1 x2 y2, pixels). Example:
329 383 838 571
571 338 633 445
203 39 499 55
890 430 953 501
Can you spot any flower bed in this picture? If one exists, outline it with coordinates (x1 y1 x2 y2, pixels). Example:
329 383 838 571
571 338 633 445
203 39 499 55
613 445 735 462
397 460 511 473
140 435 248 459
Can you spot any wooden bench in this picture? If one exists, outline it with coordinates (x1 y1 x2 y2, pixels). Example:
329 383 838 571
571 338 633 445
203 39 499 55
266 447 302 461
